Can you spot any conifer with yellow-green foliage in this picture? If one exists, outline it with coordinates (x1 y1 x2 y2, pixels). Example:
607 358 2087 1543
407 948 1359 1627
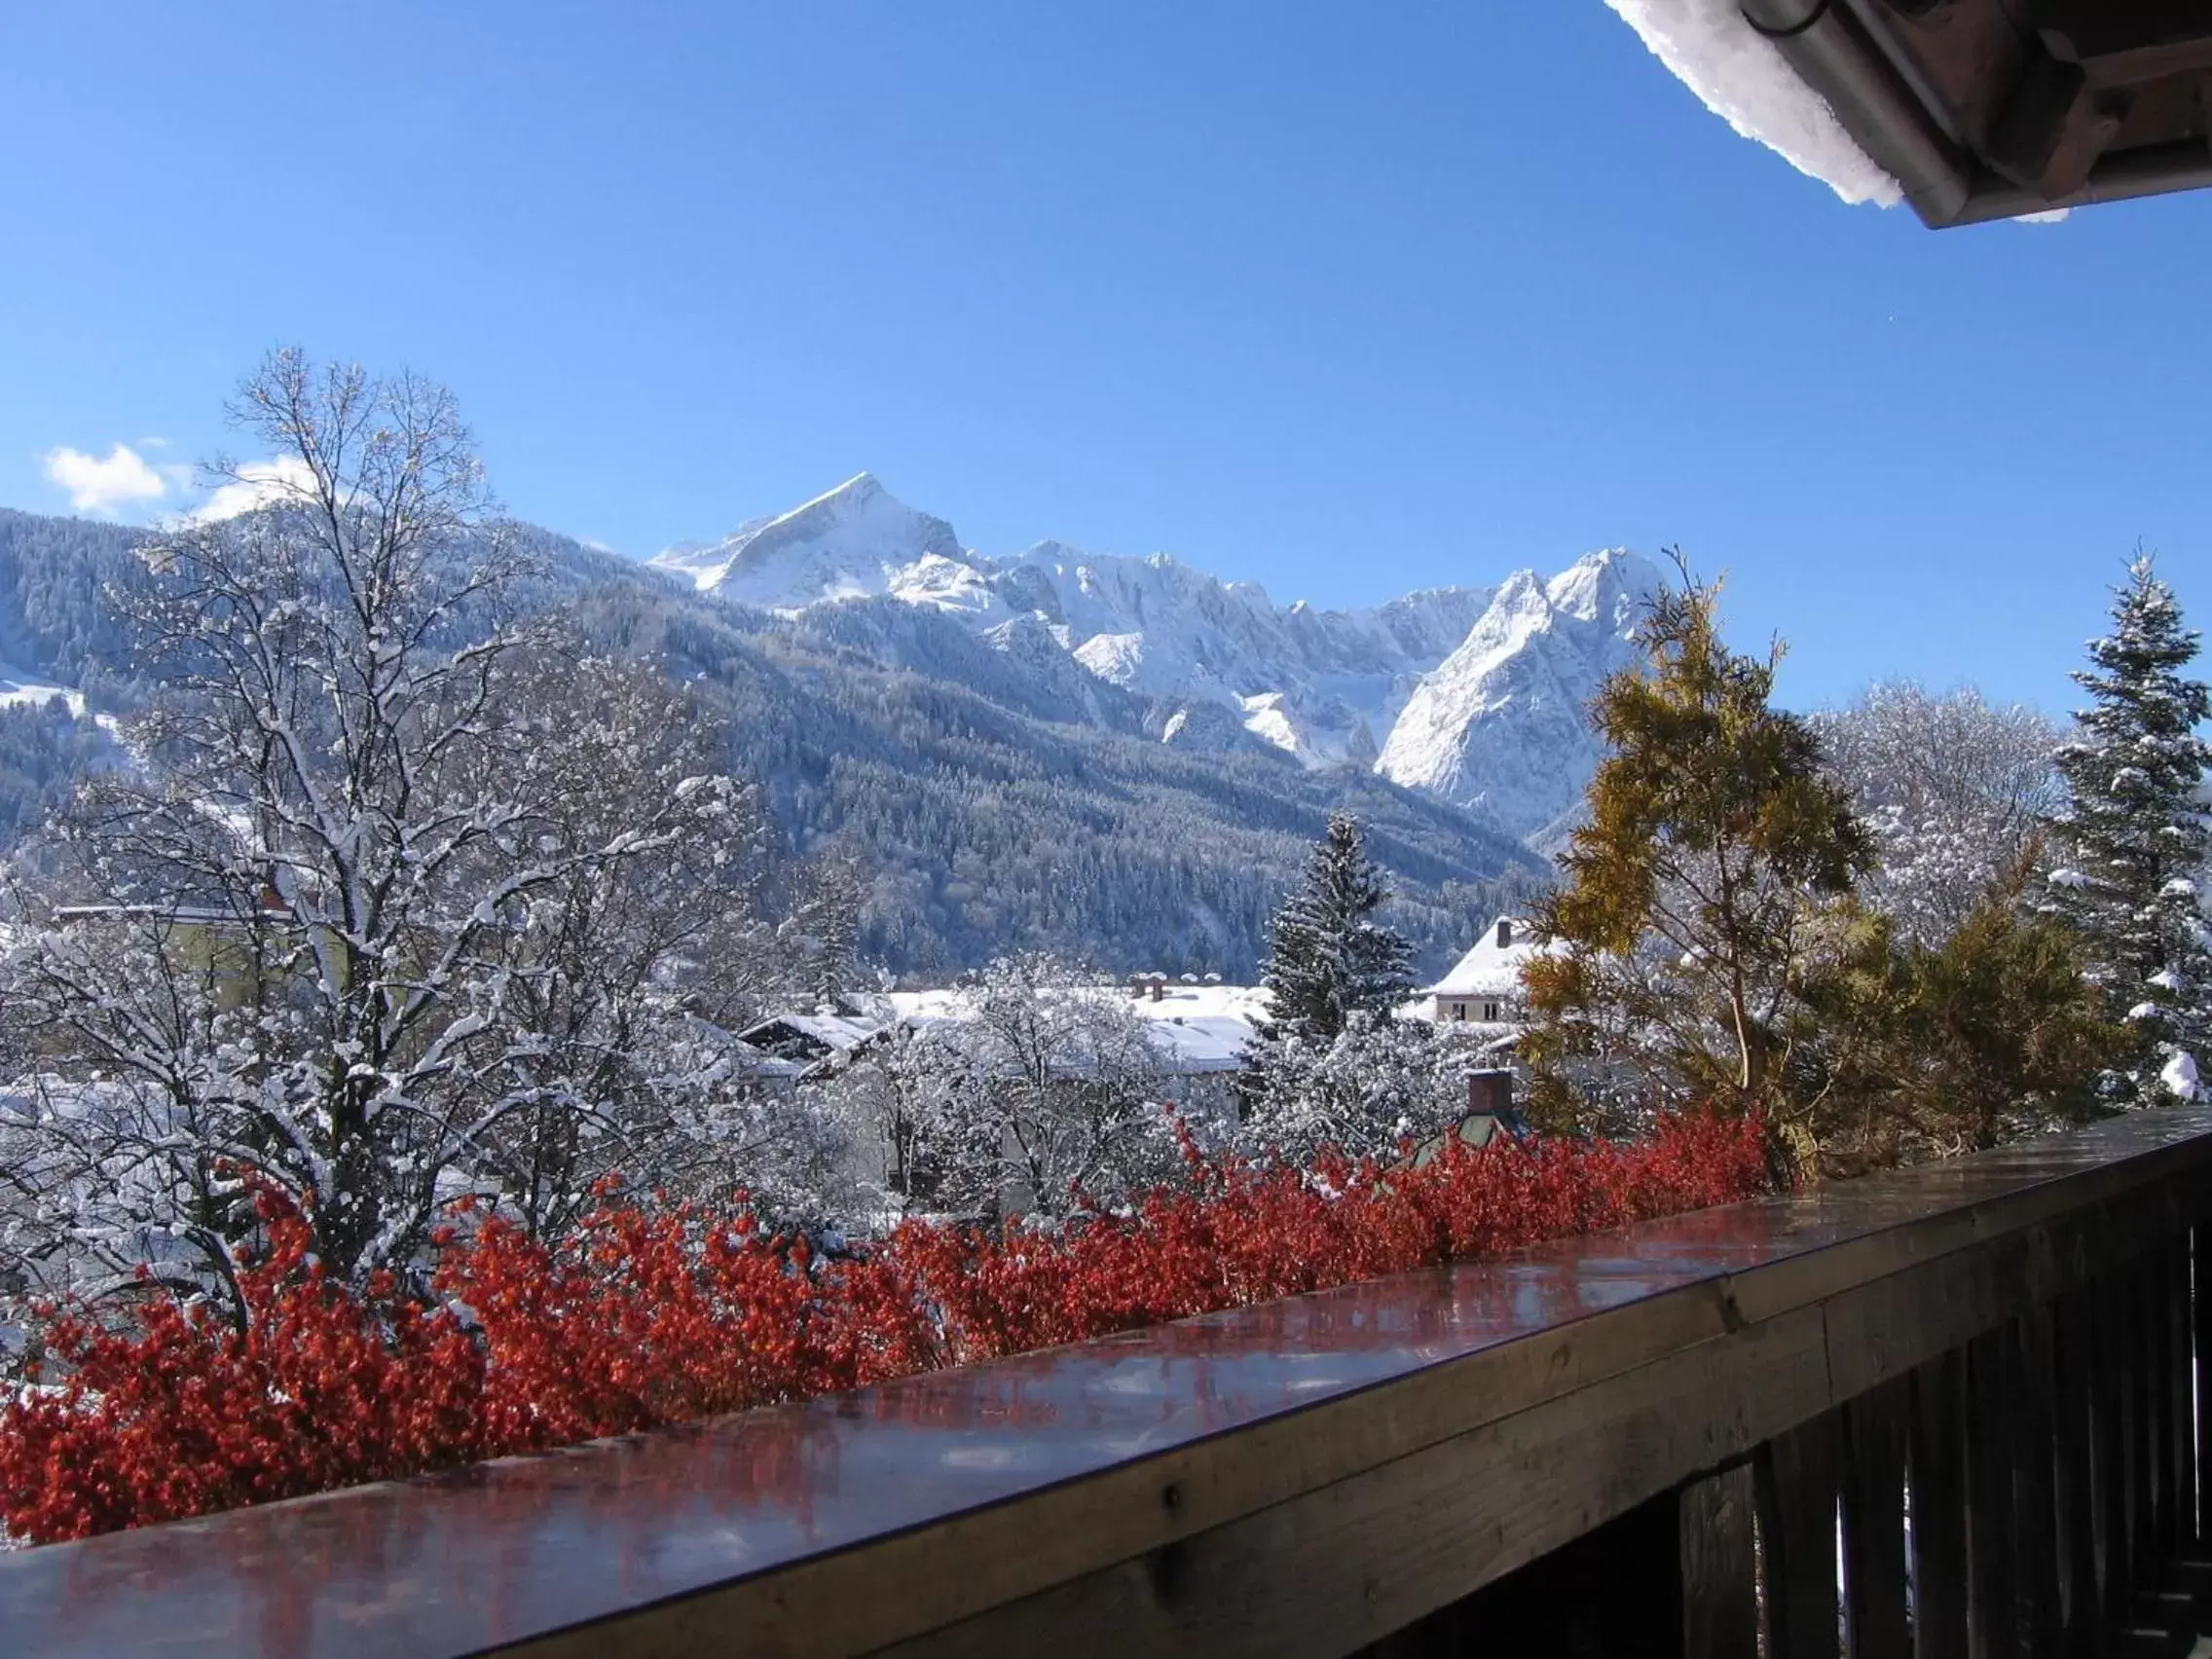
1523 556 2120 1177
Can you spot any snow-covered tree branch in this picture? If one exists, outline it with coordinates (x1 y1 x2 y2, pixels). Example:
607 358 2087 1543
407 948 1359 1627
0 351 787 1301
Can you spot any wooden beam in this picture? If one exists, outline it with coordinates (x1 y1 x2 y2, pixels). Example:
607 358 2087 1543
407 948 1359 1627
1909 1349 1972 1658
2039 2 2212 88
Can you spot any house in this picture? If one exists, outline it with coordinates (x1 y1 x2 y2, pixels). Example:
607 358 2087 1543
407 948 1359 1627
52 876 305 1013
1422 916 1546 1028
1406 1070 1531 1170
889 981 1267 1079
731 981 1271 1115
734 1011 891 1082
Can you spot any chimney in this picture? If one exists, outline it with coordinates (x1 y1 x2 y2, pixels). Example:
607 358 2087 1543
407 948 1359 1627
1467 1069 1512 1118
1495 918 1513 949
1150 976 1164 1003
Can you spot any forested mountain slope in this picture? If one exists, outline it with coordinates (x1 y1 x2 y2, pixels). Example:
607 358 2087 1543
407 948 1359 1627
0 506 1542 977
652 473 1660 836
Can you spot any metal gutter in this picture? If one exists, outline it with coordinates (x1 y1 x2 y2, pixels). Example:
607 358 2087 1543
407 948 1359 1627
1949 139 2212 226
1740 0 1976 225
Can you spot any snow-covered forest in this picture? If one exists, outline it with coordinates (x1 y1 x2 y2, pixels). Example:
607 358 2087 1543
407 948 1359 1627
0 512 1540 982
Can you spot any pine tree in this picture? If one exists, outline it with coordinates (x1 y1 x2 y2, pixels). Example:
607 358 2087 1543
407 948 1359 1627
1257 813 1415 1043
2045 554 2211 1101
793 854 866 1014
1792 851 2121 1167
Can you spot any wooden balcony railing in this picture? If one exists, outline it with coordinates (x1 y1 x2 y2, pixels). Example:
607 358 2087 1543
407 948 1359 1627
7 1106 2212 1657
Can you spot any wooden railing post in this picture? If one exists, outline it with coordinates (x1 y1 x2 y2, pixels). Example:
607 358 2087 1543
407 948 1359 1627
2168 1231 2194 1558
1964 1326 2019 1658
1757 1410 1845 1658
2134 1262 2161 1578
2196 1223 2212 1550
1909 1347 1972 1657
1840 1379 1911 1659
2149 1244 2177 1551
2011 1309 2063 1646
2093 1266 2137 1631
2051 1286 2101 1656
1679 1465 1758 1659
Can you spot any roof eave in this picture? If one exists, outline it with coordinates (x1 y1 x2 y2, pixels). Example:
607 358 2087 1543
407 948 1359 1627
1746 0 2212 227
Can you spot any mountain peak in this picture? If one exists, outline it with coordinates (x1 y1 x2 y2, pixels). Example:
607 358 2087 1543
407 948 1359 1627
648 473 966 608
802 470 885 511
1375 548 1658 834
655 473 1661 841
1545 546 1664 625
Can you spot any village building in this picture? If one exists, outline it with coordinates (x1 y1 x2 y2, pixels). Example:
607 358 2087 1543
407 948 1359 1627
1421 916 1546 1029
735 1011 891 1082
737 982 1267 1104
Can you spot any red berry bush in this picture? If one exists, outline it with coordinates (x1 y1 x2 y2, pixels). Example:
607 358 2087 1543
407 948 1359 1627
1 1112 1767 1546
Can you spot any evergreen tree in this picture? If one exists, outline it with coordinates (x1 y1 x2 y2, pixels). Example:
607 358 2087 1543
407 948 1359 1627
1523 560 1871 1167
2045 554 2211 1100
1257 813 1415 1042
1792 852 2121 1168
789 853 866 1014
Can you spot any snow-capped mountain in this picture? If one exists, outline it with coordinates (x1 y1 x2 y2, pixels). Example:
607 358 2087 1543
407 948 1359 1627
652 474 1660 838
651 474 978 612
1375 550 1656 834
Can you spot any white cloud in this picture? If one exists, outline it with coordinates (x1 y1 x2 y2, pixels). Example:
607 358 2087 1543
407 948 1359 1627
193 455 318 523
42 443 170 516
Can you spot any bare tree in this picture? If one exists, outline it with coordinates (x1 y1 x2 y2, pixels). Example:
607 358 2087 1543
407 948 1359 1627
0 350 778 1307
1235 1015 1486 1168
814 956 1177 1225
1811 681 2063 945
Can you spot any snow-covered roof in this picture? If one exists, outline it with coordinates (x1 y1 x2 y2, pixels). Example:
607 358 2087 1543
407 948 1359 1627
1604 0 1899 208
1426 918 1550 1001
887 982 1268 1076
739 1012 887 1053
735 984 1271 1080
726 1042 808 1082
1606 1 2212 228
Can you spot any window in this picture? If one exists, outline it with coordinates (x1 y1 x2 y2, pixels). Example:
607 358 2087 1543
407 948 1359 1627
1452 1002 1467 1021
1482 1001 1500 1021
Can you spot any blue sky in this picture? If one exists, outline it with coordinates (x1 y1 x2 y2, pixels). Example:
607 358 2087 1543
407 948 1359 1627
2 1 2205 713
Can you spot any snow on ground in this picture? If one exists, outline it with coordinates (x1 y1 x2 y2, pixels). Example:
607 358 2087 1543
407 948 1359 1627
887 981 1270 1074
1237 692 1307 760
1603 0 1902 207
1072 631 1147 685
0 670 86 718
2164 1051 2202 1102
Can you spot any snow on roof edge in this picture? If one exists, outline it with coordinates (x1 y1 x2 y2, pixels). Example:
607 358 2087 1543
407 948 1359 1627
1604 0 1904 209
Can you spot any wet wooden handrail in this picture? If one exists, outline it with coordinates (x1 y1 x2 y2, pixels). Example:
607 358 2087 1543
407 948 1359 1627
7 1106 2212 1657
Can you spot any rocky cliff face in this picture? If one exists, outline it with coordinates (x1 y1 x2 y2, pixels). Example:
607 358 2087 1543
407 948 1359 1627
655 474 1658 838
